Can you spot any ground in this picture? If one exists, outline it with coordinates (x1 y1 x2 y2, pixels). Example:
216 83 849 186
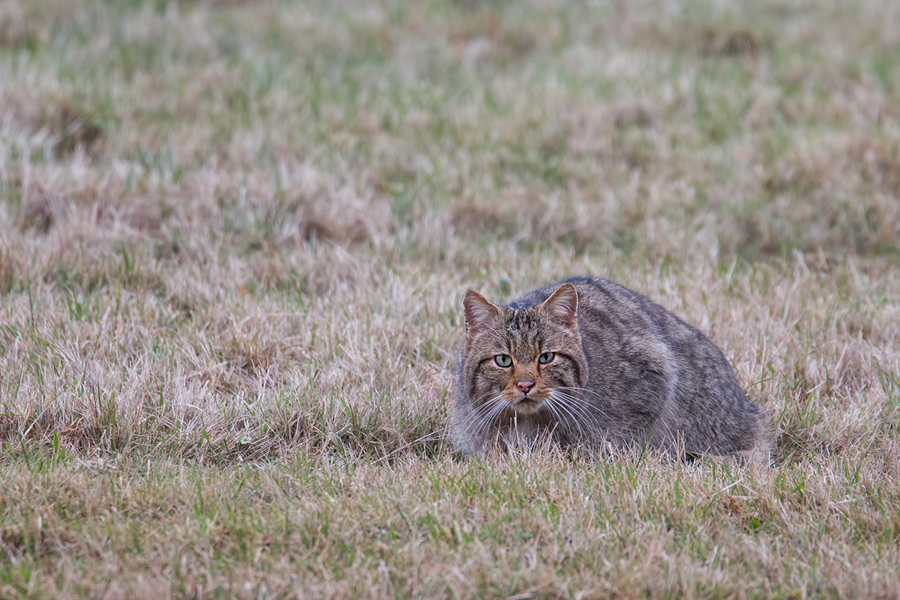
1 0 899 597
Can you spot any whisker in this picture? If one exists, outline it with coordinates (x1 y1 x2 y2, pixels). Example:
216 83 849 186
552 391 601 417
542 397 568 436
459 393 496 419
557 386 605 400
559 401 588 446
471 389 503 405
561 402 604 437
468 395 503 423
556 390 647 439
549 392 586 443
456 399 503 453
550 391 604 437
547 399 575 441
554 388 610 420
458 395 502 431
478 400 507 432
472 398 509 442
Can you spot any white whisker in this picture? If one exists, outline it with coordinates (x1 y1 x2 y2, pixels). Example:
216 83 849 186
472 398 508 442
555 387 610 420
458 395 501 431
548 392 586 443
542 398 568 436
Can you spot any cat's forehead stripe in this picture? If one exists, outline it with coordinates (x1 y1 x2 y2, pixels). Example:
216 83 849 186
502 307 547 351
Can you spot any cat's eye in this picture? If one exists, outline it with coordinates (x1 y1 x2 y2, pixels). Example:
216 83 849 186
538 352 555 364
494 354 513 368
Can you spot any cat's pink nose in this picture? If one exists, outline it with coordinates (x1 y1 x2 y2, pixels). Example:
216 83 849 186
517 379 535 394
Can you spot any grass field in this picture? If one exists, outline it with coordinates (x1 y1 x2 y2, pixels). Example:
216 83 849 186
1 0 900 597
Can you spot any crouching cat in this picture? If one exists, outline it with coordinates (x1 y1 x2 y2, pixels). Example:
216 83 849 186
452 276 768 459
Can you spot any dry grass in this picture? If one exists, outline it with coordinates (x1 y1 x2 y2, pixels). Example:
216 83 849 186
1 0 899 597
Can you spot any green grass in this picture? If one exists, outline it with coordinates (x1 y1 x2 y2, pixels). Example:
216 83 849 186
1 0 899 597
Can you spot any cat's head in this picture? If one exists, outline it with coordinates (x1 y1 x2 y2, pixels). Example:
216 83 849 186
461 283 588 416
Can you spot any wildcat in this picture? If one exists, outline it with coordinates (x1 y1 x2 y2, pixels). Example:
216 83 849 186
451 276 768 458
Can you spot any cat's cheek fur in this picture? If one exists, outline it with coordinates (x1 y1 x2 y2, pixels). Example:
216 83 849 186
545 354 588 389
465 351 501 402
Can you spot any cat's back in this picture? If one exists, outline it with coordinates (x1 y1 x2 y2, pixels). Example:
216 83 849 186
507 275 678 333
512 275 734 373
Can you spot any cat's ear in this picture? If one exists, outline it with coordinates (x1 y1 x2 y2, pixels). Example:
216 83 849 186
464 289 501 340
540 283 578 329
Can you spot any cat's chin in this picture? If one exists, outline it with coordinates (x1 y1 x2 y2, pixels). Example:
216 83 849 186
511 397 544 415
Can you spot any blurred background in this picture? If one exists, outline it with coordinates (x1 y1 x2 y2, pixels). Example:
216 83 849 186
3 0 898 276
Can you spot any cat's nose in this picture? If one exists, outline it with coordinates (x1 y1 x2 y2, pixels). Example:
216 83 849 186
517 379 535 394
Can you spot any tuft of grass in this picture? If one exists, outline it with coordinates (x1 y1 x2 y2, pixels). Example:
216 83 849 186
1 0 899 597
